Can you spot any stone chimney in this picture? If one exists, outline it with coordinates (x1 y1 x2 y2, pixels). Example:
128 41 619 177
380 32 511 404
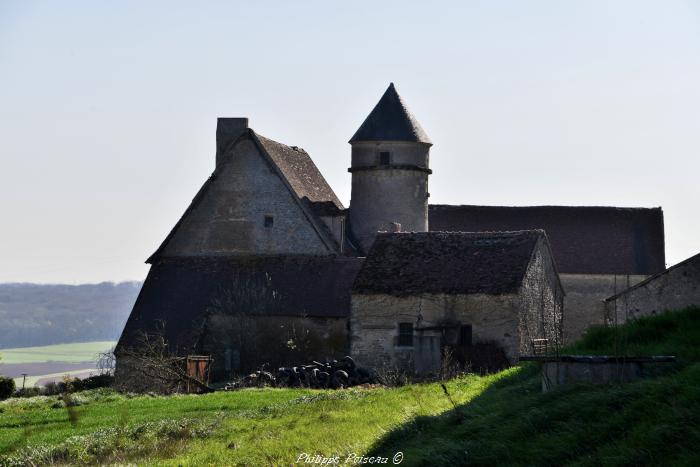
216 118 248 167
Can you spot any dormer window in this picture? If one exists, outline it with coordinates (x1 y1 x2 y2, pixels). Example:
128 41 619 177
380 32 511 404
379 151 391 165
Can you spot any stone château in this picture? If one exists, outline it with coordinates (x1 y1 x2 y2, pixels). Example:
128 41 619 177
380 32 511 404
116 83 665 384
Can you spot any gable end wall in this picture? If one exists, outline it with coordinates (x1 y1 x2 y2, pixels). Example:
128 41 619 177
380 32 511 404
604 253 700 323
517 237 564 354
160 138 331 256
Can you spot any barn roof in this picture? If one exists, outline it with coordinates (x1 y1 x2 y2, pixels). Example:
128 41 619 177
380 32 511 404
352 231 545 296
255 134 343 209
429 205 665 275
349 83 432 144
116 256 364 353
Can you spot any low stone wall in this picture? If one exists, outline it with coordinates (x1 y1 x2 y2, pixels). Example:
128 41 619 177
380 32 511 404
541 360 643 392
604 253 700 324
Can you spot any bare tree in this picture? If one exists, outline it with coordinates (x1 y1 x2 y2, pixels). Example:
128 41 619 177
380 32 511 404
117 330 211 394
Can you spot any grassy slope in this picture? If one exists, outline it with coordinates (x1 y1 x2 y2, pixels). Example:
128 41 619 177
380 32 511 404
0 389 311 454
1 309 699 466
368 307 700 466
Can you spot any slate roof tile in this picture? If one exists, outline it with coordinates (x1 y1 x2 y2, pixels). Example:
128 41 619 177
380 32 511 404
353 231 544 296
349 83 431 144
429 205 665 275
116 256 364 352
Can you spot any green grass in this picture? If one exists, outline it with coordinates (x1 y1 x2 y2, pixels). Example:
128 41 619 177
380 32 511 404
1 309 699 466
0 341 116 364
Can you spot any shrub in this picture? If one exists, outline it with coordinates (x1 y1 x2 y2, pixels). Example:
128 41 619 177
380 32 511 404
14 387 41 398
41 374 114 395
69 374 114 392
0 376 16 400
375 366 410 387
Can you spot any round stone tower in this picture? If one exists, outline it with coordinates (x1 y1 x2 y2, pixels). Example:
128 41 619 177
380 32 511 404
348 83 432 254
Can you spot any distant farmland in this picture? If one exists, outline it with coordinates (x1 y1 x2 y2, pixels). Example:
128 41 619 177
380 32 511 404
0 281 140 349
0 341 116 387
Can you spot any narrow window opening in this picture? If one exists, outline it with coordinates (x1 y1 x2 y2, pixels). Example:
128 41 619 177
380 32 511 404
264 215 274 228
397 322 414 347
379 151 391 165
460 324 472 346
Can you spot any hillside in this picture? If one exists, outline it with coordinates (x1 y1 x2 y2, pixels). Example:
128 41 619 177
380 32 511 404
0 282 140 349
1 308 698 466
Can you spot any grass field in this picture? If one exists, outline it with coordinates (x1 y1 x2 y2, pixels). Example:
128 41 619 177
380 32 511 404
1 310 699 466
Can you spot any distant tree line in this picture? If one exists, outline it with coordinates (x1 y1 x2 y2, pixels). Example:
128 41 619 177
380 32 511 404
0 282 141 348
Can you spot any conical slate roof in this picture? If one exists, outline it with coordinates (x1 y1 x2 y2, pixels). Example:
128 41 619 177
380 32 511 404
349 83 431 144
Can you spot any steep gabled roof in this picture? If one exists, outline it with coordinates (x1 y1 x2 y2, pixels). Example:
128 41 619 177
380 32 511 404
255 134 343 209
116 256 364 353
147 130 344 262
429 205 666 275
352 231 544 296
349 83 432 144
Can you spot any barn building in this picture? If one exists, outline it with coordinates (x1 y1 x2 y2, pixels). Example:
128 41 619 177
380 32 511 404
116 83 665 385
350 231 563 374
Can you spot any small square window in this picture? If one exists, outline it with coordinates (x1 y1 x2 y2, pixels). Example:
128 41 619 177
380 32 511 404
264 215 274 228
379 151 391 165
397 322 413 347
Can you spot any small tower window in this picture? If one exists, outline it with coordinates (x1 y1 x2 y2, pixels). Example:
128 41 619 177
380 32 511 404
379 151 391 165
397 322 414 347
264 215 274 228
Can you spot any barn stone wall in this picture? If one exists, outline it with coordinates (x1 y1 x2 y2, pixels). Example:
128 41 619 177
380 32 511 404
604 253 700 324
350 293 521 373
560 274 647 343
198 314 348 382
115 315 348 389
161 138 330 257
518 237 564 354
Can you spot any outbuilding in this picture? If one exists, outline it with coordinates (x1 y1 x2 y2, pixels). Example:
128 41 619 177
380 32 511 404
350 230 564 375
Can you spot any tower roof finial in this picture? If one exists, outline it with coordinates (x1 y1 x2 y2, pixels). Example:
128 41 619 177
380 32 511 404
349 83 431 144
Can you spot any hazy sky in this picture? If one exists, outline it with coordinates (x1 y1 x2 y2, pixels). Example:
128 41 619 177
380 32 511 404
1 1 698 284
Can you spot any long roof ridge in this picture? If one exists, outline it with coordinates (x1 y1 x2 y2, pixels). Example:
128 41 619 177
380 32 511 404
429 204 663 211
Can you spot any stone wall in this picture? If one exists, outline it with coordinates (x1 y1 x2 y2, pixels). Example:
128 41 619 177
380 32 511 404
560 274 647 343
604 252 700 324
350 141 429 168
518 237 564 354
350 293 521 373
161 138 330 257
198 314 348 382
115 315 348 389
350 239 563 374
